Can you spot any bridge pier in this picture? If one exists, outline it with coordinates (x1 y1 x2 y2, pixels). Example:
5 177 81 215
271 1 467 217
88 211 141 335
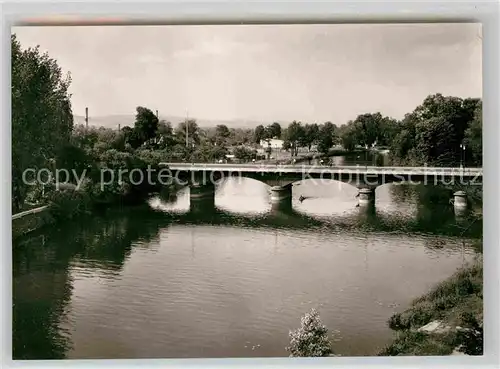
453 191 468 217
269 185 292 204
358 188 375 207
189 183 216 213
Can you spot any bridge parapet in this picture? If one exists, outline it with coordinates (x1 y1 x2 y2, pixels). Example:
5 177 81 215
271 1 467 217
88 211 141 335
161 163 482 177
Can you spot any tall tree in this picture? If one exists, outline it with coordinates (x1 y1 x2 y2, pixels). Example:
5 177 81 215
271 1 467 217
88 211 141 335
391 94 481 166
316 122 337 154
254 124 266 144
175 119 200 147
11 34 74 211
283 121 304 157
215 124 231 146
351 112 384 148
300 123 320 152
338 123 357 151
266 122 282 139
156 120 174 148
134 106 159 144
464 102 482 166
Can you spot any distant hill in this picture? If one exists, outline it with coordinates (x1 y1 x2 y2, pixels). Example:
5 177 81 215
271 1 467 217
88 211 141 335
73 114 273 130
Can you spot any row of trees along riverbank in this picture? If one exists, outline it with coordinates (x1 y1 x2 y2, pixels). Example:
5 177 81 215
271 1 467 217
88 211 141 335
12 32 482 217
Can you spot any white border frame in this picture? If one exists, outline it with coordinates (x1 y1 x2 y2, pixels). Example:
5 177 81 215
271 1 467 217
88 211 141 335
1 1 499 368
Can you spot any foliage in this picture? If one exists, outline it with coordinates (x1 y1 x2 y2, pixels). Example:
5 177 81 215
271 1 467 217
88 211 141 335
215 124 231 146
463 102 482 166
389 94 480 166
47 188 92 220
381 258 483 356
299 123 320 152
266 122 282 139
283 121 305 157
226 128 254 146
175 119 200 147
233 146 257 162
337 123 357 151
11 34 74 212
286 308 333 357
316 122 337 154
351 112 385 148
134 106 159 143
254 124 266 144
155 120 175 149
191 142 229 162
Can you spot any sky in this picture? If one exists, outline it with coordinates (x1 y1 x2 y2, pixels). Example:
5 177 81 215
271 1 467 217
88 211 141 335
12 23 482 125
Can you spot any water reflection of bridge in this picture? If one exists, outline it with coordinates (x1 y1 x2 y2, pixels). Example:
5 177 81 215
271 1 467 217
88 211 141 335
12 200 480 359
162 164 482 217
156 195 481 239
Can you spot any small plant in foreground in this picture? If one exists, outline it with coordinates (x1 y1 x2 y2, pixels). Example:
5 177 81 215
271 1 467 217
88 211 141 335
286 308 333 357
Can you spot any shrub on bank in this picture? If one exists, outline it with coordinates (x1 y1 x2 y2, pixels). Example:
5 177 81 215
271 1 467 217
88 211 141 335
47 188 92 220
286 308 333 357
380 257 483 356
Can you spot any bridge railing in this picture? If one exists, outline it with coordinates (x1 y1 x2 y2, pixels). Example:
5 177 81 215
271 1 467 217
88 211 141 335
159 162 482 175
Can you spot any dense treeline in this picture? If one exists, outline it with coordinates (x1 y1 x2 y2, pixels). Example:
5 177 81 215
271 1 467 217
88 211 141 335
12 34 482 214
11 34 73 212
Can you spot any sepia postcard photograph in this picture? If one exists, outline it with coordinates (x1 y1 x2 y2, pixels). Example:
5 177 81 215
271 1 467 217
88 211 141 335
11 22 483 360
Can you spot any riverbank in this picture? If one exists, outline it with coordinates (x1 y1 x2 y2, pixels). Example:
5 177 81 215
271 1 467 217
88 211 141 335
12 181 181 241
12 206 54 239
378 249 483 356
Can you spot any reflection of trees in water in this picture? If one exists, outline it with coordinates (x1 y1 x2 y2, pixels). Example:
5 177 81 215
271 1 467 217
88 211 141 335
12 206 166 359
166 199 481 238
12 194 482 359
13 235 74 359
389 183 419 203
387 183 482 237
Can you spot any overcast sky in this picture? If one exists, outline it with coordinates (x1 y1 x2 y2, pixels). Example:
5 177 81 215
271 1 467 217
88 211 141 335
12 23 481 124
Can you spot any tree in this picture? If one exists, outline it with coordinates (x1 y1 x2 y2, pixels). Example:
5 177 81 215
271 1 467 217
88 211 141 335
287 308 333 357
338 123 357 151
300 123 320 152
316 122 337 154
233 146 256 162
122 126 143 149
463 101 482 166
283 121 304 157
414 116 458 166
175 119 200 147
215 124 231 146
377 117 400 147
254 125 266 144
266 122 282 139
156 120 175 148
12 34 74 211
389 94 480 166
134 106 159 144
227 128 253 146
351 112 384 148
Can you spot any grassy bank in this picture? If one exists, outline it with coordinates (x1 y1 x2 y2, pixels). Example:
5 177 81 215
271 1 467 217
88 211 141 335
378 253 483 356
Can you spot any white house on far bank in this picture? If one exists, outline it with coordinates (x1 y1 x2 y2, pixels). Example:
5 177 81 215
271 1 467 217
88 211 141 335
259 139 284 149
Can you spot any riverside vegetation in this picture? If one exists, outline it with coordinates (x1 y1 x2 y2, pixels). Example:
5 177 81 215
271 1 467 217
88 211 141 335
11 33 483 357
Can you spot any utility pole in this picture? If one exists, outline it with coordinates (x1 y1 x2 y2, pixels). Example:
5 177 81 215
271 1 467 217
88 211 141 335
85 107 89 128
118 124 121 132
156 110 159 118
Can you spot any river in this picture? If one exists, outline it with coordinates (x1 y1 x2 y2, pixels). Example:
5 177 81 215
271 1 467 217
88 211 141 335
13 176 481 359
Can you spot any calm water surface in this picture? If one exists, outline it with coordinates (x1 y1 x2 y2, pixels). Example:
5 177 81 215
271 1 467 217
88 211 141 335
13 178 481 359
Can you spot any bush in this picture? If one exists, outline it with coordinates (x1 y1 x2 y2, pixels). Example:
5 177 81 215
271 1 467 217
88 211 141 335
286 308 333 357
47 188 92 220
